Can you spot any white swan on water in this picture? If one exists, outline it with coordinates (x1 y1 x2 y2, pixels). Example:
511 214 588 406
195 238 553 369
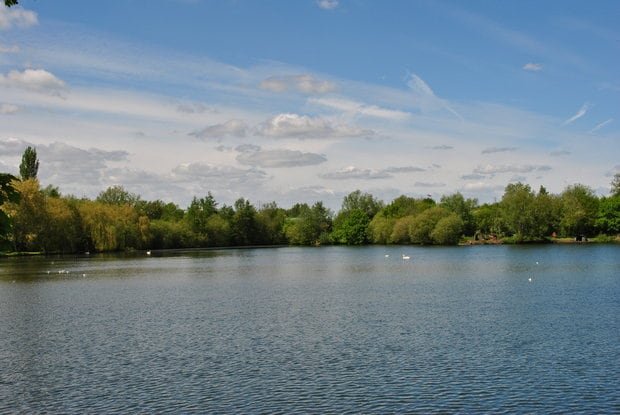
402 254 411 260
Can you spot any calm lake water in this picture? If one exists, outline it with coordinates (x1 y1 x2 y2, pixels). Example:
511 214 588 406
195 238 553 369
1 245 619 413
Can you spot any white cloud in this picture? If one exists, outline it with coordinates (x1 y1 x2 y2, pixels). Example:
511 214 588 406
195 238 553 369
256 113 374 139
429 145 454 150
563 102 589 125
0 5 38 30
0 137 31 155
316 0 339 10
320 166 391 180
589 118 613 133
0 69 67 95
407 73 463 120
0 103 19 114
414 182 446 188
549 150 571 157
523 63 543 71
461 173 486 180
236 146 327 168
189 119 248 140
473 164 552 175
462 182 505 191
481 146 518 154
0 43 19 53
260 74 336 94
309 97 411 120
176 102 215 114
214 145 233 152
172 162 267 186
383 166 426 173
31 142 130 188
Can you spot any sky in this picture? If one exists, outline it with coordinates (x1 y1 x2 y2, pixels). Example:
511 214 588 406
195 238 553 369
1 0 619 210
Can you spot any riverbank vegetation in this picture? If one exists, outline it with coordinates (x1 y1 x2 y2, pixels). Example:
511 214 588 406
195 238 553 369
1 149 619 253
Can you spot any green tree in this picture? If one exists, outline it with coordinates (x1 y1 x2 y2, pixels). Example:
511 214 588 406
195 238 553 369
231 198 259 246
596 196 620 235
0 174 20 248
390 215 415 244
256 202 287 245
185 193 218 240
611 173 620 197
331 209 370 245
4 1 19 7
96 185 139 206
560 184 599 237
440 192 477 235
500 182 539 241
473 203 506 237
533 188 562 237
381 195 434 218
368 214 396 244
409 206 450 244
430 213 464 245
285 202 332 245
19 146 39 180
2 179 46 251
340 190 384 218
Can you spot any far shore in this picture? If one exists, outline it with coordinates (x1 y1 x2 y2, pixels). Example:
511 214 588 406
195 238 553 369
2 237 619 257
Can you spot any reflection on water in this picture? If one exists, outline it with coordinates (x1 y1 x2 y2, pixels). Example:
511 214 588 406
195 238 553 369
1 245 619 413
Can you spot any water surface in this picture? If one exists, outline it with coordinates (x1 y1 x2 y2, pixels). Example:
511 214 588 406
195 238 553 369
1 245 619 413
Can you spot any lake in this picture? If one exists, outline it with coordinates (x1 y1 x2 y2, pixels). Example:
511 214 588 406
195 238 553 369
1 245 619 413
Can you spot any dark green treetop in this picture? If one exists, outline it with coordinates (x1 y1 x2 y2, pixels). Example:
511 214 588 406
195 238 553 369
19 146 39 180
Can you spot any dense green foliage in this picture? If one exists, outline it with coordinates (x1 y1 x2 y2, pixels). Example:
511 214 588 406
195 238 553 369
0 174 20 249
0 166 619 253
19 146 39 181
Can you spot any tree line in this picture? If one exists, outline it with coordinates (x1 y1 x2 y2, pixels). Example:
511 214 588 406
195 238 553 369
1 147 619 253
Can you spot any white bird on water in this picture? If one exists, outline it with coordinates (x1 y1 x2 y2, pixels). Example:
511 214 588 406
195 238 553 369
528 277 533 282
402 254 411 260
385 254 390 258
146 250 151 255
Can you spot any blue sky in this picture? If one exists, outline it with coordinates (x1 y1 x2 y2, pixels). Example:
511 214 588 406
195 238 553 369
1 0 619 209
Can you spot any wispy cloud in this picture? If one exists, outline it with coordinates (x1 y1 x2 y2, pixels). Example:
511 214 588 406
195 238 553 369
235 145 327 168
189 120 248 140
407 73 463 121
473 164 552 175
549 150 571 157
0 103 19 115
176 102 215 114
309 97 411 120
481 146 518 154
260 74 336 95
0 4 38 30
319 164 425 180
523 63 542 71
414 182 446 188
429 145 454 150
172 162 268 187
589 118 613 133
0 43 19 53
316 0 339 10
320 166 391 180
563 103 589 125
383 166 426 173
256 113 374 139
0 137 31 155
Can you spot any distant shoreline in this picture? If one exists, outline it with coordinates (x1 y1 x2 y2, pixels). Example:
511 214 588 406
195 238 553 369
2 238 619 257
